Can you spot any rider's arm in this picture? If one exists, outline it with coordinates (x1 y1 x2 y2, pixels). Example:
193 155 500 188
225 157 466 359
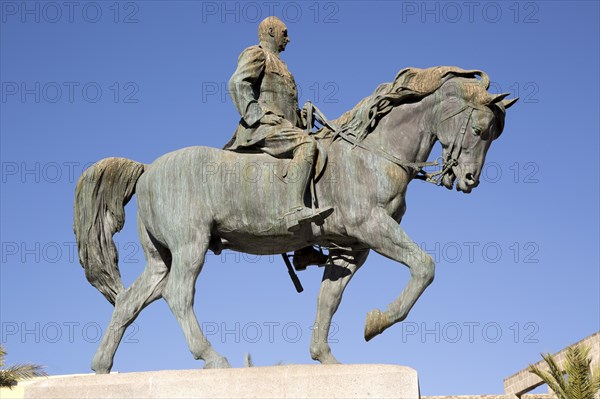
228 46 267 127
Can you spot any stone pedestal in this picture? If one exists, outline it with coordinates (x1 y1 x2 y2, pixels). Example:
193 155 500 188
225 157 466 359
24 364 420 398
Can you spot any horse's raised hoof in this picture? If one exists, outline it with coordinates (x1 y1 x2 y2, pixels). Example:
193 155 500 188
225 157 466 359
364 309 388 341
204 357 232 369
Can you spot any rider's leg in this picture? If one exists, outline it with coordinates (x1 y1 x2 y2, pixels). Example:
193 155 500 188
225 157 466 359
287 138 316 209
285 139 333 231
258 126 334 231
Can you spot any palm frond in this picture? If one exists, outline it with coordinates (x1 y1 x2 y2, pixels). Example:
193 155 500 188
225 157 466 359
591 365 600 394
528 361 568 399
528 344 600 399
0 345 6 368
2 364 47 380
0 372 17 388
0 345 47 388
563 345 597 399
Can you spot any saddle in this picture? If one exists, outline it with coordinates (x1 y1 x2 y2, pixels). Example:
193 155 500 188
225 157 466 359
222 101 337 183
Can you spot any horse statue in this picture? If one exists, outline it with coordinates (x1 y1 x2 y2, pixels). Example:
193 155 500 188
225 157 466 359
74 66 517 373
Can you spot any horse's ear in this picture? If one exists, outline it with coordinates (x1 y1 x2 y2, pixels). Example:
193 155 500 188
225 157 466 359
490 92 511 104
501 97 519 109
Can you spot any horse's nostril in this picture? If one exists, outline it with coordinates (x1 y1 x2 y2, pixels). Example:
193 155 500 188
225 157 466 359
465 173 475 183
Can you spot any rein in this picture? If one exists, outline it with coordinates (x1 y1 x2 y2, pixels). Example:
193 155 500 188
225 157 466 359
334 105 476 186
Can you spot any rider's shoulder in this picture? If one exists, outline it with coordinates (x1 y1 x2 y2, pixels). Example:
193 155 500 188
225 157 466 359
238 45 266 61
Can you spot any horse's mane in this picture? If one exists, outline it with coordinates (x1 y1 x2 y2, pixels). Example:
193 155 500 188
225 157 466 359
332 66 505 141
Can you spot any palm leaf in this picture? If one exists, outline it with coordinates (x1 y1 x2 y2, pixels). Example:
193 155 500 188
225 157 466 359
0 345 47 388
563 345 597 399
528 360 568 399
2 364 47 381
0 345 6 368
528 344 600 399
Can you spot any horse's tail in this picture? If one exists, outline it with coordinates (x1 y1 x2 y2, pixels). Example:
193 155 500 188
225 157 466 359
73 157 145 306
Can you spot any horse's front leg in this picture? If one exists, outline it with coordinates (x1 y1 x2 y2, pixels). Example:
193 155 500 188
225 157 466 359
310 250 369 364
356 208 435 341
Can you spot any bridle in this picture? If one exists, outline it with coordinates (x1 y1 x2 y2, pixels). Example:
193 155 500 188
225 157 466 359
333 103 478 186
416 104 476 185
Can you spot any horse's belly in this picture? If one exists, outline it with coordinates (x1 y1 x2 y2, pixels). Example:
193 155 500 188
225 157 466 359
218 233 311 255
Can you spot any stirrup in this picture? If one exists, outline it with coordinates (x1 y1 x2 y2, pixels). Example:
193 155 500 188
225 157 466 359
293 247 329 271
285 206 334 232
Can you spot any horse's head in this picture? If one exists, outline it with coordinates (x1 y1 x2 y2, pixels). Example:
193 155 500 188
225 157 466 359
434 77 518 193
333 67 518 192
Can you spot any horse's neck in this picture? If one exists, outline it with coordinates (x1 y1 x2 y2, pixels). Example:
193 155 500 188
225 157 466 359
365 99 437 165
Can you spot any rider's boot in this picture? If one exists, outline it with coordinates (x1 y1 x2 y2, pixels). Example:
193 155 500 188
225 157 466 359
285 146 334 232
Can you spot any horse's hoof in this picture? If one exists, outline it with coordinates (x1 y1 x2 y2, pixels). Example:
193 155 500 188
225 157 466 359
317 354 341 365
364 309 388 341
91 364 111 374
310 346 341 364
204 357 231 369
91 356 112 374
92 368 110 375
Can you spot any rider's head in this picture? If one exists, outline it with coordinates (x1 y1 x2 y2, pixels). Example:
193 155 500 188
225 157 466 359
258 16 289 54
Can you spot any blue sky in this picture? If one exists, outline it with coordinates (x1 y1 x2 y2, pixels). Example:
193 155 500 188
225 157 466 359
1 0 598 395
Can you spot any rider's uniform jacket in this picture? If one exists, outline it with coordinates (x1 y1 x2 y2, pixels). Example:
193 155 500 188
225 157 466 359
224 45 303 150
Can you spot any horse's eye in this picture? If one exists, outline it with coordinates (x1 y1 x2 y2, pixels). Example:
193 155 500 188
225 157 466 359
472 126 482 136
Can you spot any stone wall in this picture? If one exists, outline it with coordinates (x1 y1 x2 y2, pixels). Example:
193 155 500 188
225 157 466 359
503 331 599 397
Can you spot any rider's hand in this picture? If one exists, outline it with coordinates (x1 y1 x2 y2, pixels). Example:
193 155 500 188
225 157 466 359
300 107 307 123
260 113 283 126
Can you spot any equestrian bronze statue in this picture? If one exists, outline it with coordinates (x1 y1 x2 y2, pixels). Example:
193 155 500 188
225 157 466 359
74 16 517 373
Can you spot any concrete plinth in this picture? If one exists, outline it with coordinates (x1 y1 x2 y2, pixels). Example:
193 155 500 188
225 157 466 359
24 364 420 399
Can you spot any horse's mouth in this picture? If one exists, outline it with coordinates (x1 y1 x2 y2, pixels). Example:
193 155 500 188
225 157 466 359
443 170 478 193
442 173 477 194
456 174 479 193
456 179 474 193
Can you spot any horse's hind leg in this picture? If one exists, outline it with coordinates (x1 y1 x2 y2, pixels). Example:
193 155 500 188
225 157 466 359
162 231 231 369
310 250 369 364
92 217 169 374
